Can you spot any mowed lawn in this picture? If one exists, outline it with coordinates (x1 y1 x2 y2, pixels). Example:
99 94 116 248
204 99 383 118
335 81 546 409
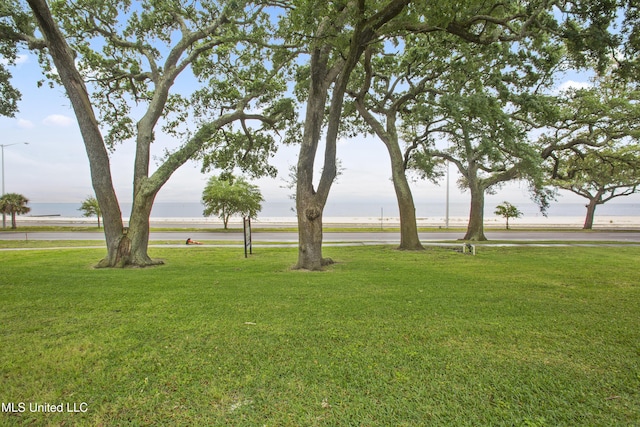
0 245 638 426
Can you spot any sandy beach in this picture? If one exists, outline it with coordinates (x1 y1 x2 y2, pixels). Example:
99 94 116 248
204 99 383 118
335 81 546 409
15 214 640 229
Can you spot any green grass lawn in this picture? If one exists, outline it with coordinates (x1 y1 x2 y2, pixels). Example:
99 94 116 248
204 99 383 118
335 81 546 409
1 246 638 426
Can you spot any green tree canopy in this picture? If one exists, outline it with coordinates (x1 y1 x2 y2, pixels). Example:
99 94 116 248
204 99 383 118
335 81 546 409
551 145 640 229
398 32 558 241
202 175 264 229
4 0 294 267
540 70 640 229
494 201 523 230
0 0 28 117
341 10 570 243
287 0 623 267
0 192 30 229
0 58 21 118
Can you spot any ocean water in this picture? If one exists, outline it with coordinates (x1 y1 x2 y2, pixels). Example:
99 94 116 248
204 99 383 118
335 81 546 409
25 200 640 219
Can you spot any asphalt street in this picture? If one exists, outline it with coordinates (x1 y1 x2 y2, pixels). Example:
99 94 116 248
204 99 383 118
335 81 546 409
2 230 639 243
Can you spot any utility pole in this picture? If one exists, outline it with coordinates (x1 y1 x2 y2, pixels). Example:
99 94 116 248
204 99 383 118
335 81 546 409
445 159 450 228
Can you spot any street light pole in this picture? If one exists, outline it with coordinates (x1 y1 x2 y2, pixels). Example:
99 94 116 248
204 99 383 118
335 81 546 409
445 159 450 229
1 142 29 228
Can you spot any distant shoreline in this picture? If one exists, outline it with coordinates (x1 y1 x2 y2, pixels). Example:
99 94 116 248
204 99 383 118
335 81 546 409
17 215 640 229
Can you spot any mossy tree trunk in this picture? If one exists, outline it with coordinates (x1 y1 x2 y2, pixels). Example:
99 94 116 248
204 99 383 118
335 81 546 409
354 95 423 251
582 191 604 230
463 180 487 241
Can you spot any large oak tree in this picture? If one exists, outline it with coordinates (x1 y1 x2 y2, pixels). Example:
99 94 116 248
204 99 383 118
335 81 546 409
286 0 410 270
344 34 455 251
347 21 560 244
344 0 624 245
552 145 640 229
404 37 559 241
288 0 583 268
542 74 640 229
5 0 293 267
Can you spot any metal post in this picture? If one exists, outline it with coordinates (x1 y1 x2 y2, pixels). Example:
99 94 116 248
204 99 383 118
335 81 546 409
243 217 252 258
243 217 247 258
445 160 450 229
2 145 6 228
1 144 4 195
248 218 252 255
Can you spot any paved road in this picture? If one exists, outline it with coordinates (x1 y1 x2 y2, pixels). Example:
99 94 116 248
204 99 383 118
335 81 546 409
2 230 639 242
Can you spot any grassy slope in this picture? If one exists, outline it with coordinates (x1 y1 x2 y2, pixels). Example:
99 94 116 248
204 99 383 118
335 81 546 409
0 246 638 426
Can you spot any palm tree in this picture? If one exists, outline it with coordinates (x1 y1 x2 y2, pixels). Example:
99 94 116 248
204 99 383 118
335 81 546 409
0 193 31 229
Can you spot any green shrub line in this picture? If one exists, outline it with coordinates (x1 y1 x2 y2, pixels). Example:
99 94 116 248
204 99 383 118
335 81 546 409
1 246 638 425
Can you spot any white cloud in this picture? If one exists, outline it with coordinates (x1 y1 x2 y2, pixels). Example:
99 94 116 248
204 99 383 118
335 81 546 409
15 54 28 65
43 114 74 127
17 118 35 129
555 80 592 93
0 54 29 67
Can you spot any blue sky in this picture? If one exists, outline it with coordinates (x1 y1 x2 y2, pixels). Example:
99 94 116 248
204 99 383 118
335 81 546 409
1 49 638 219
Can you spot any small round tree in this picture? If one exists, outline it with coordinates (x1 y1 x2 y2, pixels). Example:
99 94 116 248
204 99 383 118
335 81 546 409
202 175 263 229
494 201 522 230
79 196 102 228
0 193 31 229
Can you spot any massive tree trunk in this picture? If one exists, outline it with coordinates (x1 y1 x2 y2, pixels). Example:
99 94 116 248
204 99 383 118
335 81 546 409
29 0 160 268
354 98 423 250
94 196 159 268
386 131 423 250
27 0 126 266
127 195 161 266
582 195 602 230
295 1 410 269
117 124 219 266
295 39 337 270
463 180 487 241
28 1 208 267
296 199 328 271
28 0 277 267
392 165 423 250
